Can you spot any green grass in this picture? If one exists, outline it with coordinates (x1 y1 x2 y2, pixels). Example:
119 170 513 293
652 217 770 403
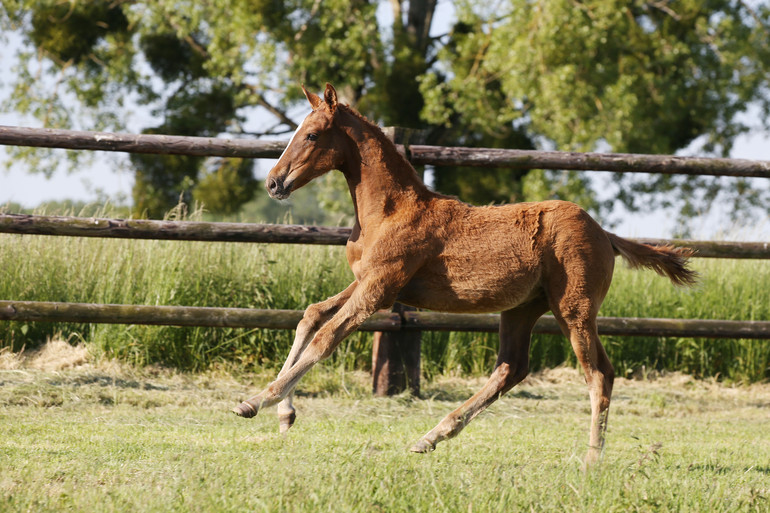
1 206 769 381
1 362 768 512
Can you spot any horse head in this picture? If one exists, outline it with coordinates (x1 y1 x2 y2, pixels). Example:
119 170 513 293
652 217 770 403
265 83 344 200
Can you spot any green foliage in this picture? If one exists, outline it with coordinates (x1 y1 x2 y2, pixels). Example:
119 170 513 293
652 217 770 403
193 159 258 215
428 0 770 155
29 1 130 67
3 1 770 225
130 152 201 218
422 0 770 222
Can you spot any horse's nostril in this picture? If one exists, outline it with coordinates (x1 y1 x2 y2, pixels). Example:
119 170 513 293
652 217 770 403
267 177 280 194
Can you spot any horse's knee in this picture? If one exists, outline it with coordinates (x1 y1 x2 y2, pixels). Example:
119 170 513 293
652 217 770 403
589 355 615 392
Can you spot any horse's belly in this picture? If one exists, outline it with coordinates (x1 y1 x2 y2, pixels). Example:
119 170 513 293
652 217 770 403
397 270 541 314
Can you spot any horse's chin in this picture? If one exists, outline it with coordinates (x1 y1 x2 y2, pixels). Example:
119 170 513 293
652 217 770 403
269 190 291 200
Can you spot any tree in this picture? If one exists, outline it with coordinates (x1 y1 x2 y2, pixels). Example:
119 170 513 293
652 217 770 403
2 0 770 228
420 0 770 230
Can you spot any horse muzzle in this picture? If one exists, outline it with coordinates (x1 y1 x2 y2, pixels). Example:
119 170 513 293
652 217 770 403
266 175 292 200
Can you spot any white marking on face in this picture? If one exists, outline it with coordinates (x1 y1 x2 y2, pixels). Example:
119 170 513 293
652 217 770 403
278 116 307 162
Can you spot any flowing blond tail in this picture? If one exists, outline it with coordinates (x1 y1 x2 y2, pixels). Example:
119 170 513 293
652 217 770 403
605 232 698 286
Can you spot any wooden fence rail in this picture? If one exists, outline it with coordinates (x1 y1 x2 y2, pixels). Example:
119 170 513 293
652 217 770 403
408 145 770 178
2 213 769 259
0 125 285 159
0 213 350 246
3 300 770 339
3 125 770 178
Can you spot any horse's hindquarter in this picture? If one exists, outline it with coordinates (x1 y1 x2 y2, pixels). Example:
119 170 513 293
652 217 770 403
396 202 547 314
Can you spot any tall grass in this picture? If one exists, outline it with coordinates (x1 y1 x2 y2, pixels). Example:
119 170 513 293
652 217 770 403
423 258 770 382
0 216 358 371
1 207 769 381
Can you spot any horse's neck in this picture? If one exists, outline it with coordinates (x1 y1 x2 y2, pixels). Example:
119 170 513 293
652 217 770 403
338 112 430 230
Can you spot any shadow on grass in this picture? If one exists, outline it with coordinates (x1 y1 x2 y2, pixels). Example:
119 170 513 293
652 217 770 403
47 374 170 391
418 385 547 403
683 463 770 475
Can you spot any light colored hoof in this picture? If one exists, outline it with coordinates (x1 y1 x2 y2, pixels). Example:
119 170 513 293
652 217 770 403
409 439 435 453
279 412 296 434
233 401 258 418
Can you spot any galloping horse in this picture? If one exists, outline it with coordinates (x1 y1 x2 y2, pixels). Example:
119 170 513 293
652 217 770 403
234 83 696 464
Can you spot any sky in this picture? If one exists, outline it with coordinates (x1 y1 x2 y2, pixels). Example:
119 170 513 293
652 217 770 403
1 5 770 240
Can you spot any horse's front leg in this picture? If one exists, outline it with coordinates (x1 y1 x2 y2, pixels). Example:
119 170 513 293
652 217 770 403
233 281 359 428
275 282 359 431
232 276 393 420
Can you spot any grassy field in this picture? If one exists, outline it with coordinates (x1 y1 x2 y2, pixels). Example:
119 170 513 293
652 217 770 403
1 342 769 512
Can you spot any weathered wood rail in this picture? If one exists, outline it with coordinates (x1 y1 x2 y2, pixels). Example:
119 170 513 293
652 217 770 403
2 300 770 339
0 301 399 331
0 213 350 245
3 124 770 178
408 145 770 178
0 125 285 159
2 213 769 259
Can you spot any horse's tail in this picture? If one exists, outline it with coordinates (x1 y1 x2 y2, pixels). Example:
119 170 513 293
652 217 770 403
605 231 698 286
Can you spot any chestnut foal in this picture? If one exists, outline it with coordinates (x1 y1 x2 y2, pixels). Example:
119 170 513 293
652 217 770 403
234 84 696 464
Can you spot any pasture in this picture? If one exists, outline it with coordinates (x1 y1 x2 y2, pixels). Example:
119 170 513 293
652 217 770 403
1 344 768 512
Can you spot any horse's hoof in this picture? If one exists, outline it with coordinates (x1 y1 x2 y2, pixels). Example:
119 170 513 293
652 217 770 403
279 411 296 434
233 401 258 418
409 439 435 453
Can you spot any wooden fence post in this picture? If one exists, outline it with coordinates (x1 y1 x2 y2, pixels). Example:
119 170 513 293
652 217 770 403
371 127 427 397
372 303 421 396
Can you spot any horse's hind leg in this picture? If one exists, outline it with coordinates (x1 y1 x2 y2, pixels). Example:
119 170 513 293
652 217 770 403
410 297 549 453
545 220 616 466
551 306 614 466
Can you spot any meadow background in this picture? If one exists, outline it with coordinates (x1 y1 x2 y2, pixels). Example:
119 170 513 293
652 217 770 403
1 204 769 383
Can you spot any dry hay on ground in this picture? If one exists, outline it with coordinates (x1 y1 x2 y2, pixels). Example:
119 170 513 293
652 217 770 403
0 337 90 372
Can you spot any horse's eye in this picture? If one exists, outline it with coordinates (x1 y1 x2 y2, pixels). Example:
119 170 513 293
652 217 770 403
306 133 318 142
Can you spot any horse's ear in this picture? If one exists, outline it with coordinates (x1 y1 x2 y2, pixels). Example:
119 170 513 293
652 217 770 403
324 83 338 112
302 84 323 111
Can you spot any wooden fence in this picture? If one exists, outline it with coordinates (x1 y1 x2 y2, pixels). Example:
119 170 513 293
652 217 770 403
2 300 769 339
1 213 769 258
2 124 770 394
2 124 770 177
